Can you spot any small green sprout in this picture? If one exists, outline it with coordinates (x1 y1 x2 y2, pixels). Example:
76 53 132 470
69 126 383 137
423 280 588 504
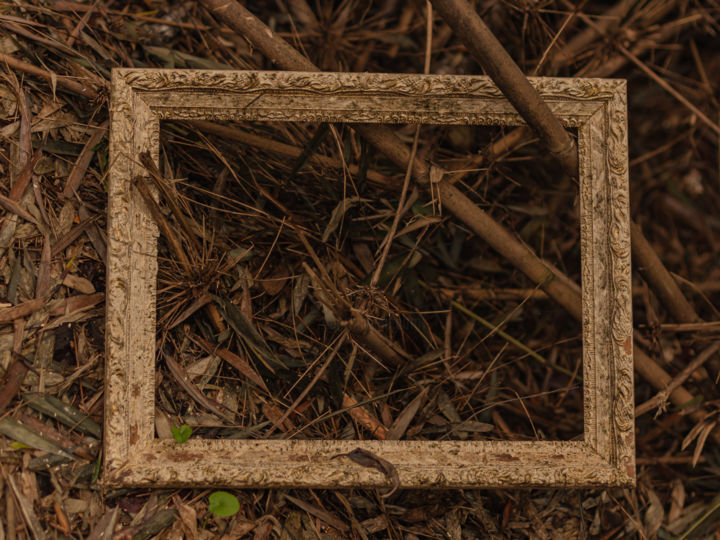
171 424 192 444
208 491 240 517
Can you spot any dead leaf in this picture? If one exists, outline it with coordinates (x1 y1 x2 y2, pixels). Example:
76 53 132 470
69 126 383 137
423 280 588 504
62 273 96 294
283 495 349 532
0 417 76 459
668 478 685 523
322 196 365 242
352 242 374 274
261 267 289 295
693 421 716 467
0 357 29 413
292 272 310 315
332 447 399 498
194 336 268 392
387 388 427 440
221 519 255 539
643 487 664 536
172 495 198 540
163 350 236 423
7 474 45 540
252 520 273 540
263 403 295 431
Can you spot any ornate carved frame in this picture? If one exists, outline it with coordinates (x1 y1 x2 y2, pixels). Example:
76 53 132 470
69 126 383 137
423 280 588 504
105 69 634 489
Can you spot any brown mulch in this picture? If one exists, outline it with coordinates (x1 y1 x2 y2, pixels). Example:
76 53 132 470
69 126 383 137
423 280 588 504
1 0 720 538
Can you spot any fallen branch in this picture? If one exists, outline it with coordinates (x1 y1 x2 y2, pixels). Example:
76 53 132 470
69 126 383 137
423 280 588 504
430 0 578 177
635 342 720 417
0 52 100 100
631 221 700 323
434 0 701 328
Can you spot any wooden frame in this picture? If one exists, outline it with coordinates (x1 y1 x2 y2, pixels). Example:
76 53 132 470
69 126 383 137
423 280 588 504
105 69 634 489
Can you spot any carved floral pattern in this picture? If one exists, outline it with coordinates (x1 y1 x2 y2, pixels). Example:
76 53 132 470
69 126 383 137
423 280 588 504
105 69 634 489
121 69 619 101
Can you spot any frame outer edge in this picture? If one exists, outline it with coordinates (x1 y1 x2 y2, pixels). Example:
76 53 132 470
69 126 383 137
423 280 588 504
105 69 133 474
104 70 635 488
105 69 159 484
606 80 635 485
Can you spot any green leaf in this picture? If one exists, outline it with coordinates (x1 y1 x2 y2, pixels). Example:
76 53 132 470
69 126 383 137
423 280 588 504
171 424 192 444
208 491 240 517
10 441 31 450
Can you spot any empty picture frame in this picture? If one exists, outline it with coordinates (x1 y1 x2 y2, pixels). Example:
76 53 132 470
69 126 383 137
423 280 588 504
105 69 634 489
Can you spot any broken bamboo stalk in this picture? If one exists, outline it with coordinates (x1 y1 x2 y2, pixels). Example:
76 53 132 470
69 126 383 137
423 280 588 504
631 222 700 323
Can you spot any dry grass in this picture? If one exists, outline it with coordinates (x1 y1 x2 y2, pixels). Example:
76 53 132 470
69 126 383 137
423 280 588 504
1 0 719 537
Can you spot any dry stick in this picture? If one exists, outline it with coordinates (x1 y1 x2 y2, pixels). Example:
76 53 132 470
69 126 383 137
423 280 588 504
532 0 588 76
660 321 720 333
66 0 100 47
342 394 389 440
200 0 318 72
587 13 704 78
631 222 699 323
562 3 703 326
63 121 108 198
372 1 431 286
0 52 100 99
199 0 431 182
565 2 699 323
447 126 533 186
263 333 347 438
557 0 720 137
451 0 629 183
297 234 409 367
371 128 420 287
430 0 578 177
192 120 396 188
445 286 550 302
452 6 699 187
134 158 227 332
616 43 720 136
198 0 712 439
630 332 714 441
345 311 409 367
436 183 582 319
549 0 634 71
139 152 203 255
193 120 400 189
635 342 720 417
132 178 193 275
301 259 409 367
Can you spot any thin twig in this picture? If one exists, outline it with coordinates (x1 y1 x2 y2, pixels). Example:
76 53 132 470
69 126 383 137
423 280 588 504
371 128 420 287
0 52 100 99
263 333 346 438
635 342 720 417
